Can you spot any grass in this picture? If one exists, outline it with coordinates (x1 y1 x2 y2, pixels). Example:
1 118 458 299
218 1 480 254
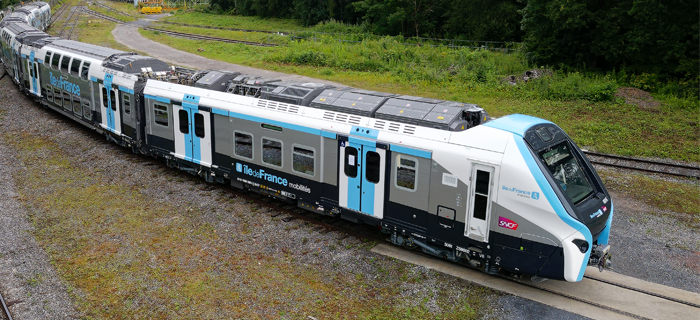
136 28 700 162
599 170 700 228
163 10 305 32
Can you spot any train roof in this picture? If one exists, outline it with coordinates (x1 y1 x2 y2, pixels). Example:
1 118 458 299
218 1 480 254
483 114 554 137
4 21 35 35
103 53 171 74
45 39 125 58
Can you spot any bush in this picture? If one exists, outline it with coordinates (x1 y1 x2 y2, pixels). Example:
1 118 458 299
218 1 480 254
522 72 617 102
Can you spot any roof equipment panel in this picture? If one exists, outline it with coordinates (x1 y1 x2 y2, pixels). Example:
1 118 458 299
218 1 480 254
309 88 398 117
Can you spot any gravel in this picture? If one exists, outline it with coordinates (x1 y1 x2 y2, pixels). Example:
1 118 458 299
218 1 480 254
0 87 80 319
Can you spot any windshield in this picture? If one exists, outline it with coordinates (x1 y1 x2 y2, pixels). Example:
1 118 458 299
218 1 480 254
539 142 594 205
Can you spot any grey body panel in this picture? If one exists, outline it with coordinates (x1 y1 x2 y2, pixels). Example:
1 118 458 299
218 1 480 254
387 154 431 212
490 202 561 247
427 160 469 224
145 98 174 142
212 115 323 182
321 136 338 186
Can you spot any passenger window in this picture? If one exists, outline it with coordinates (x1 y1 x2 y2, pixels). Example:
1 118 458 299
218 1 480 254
109 90 116 111
46 85 53 101
60 56 70 73
194 113 205 138
292 145 315 176
262 137 282 167
234 132 253 159
72 96 81 115
395 155 417 191
70 58 81 77
33 63 37 78
51 53 60 69
53 88 61 104
365 151 380 184
122 94 131 114
154 103 169 127
62 91 70 110
80 62 90 80
473 170 490 220
178 109 189 134
28 60 34 78
101 87 108 108
82 100 91 119
344 147 358 178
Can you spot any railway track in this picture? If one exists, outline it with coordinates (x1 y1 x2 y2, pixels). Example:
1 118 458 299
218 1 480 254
141 27 279 47
0 290 12 320
64 3 85 40
49 0 73 27
83 8 123 24
584 150 700 179
55 2 84 39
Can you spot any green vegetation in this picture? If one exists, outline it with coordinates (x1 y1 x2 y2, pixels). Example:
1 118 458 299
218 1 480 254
599 170 700 228
164 10 305 32
137 28 699 162
74 15 132 51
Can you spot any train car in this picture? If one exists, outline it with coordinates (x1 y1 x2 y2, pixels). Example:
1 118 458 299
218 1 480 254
1 2 614 282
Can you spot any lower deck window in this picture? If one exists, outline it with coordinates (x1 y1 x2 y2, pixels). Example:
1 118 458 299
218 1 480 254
292 145 314 176
82 100 91 119
262 138 282 167
395 155 417 191
72 96 81 115
154 103 169 127
53 88 61 105
234 132 253 159
62 92 70 109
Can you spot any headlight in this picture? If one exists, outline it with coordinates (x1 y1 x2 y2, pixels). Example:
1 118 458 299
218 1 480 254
572 239 589 253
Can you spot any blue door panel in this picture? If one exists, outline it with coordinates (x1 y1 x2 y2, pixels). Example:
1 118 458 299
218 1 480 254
346 143 362 211
360 147 377 216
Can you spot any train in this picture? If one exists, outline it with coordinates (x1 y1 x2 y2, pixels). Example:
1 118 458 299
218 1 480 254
1 2 613 282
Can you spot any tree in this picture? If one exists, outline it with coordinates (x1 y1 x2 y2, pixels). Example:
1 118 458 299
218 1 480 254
521 0 699 77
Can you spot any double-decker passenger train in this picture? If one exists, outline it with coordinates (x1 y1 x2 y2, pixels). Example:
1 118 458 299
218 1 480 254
1 2 613 282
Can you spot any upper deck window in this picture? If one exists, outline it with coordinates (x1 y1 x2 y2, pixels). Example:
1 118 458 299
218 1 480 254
539 142 594 205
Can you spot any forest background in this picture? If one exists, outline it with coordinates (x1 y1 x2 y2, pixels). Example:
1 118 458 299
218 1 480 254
206 0 698 99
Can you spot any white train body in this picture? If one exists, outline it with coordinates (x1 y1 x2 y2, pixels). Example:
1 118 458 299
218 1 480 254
1 3 614 282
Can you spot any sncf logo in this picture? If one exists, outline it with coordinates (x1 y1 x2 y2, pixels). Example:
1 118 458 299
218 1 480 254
498 216 519 230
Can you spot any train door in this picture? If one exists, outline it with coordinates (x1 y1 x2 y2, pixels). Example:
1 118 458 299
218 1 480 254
173 99 212 166
27 51 40 96
465 163 495 242
99 74 121 134
338 139 385 218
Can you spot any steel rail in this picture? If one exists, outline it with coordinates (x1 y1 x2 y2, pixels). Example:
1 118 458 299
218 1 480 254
0 290 13 320
141 27 279 47
583 275 700 309
56 2 83 38
82 8 123 24
584 151 700 179
65 2 85 40
49 0 72 27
